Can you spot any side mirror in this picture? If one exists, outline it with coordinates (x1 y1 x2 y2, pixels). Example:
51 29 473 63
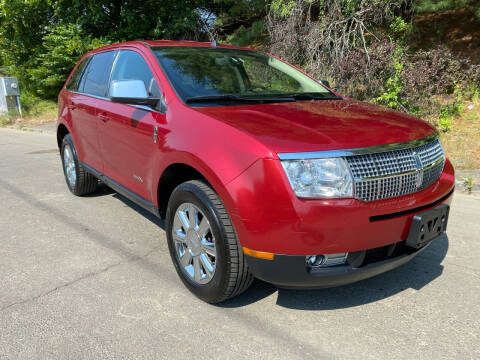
318 79 331 88
110 80 161 108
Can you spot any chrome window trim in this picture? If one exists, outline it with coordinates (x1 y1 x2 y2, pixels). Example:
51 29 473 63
277 133 440 160
67 90 161 113
68 90 109 101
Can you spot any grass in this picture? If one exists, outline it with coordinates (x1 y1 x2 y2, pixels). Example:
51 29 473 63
0 110 20 127
0 94 57 129
440 99 480 170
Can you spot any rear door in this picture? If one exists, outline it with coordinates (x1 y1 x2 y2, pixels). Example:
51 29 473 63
70 51 116 172
97 49 165 201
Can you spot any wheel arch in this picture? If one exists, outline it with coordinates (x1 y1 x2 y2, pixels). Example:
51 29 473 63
155 160 237 221
57 123 70 149
157 162 211 219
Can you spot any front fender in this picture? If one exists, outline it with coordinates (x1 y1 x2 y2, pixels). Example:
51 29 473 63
151 150 256 231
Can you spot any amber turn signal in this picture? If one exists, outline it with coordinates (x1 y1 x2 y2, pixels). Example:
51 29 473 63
242 247 275 260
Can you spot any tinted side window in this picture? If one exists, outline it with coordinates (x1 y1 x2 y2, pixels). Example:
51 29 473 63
66 56 90 91
82 51 116 97
109 50 160 97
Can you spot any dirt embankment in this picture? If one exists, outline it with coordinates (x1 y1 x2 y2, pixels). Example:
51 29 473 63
412 7 480 64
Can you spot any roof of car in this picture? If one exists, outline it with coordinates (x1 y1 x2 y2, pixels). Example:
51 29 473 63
88 40 254 54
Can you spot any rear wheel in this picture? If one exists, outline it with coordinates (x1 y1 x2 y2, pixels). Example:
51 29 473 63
61 134 97 196
166 180 253 303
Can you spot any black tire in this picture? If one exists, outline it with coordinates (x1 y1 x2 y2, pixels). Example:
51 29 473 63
166 180 253 303
60 134 98 196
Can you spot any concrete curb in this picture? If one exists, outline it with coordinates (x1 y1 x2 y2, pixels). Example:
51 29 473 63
3 123 56 135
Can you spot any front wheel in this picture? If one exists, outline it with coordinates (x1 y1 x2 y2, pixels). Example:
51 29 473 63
166 180 253 303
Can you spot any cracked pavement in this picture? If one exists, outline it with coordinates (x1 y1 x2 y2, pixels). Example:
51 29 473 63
0 128 479 359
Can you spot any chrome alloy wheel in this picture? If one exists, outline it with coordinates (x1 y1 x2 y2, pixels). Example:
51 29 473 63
63 145 77 188
172 203 217 285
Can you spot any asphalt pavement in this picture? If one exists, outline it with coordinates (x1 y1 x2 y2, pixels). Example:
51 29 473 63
0 128 479 359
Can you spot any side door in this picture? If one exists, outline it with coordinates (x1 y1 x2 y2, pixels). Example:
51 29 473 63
69 51 116 172
97 49 165 201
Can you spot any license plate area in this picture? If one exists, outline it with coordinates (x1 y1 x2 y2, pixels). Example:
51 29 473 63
406 204 450 249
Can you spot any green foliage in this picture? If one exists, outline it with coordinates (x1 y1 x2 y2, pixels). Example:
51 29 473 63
29 24 108 99
438 101 463 132
415 0 475 13
0 0 55 68
213 0 267 23
19 91 57 118
0 0 270 102
463 177 474 193
0 0 212 101
0 110 17 127
389 16 413 42
438 108 454 132
437 85 463 131
226 20 265 46
414 0 480 21
374 47 408 111
54 0 205 41
270 0 296 16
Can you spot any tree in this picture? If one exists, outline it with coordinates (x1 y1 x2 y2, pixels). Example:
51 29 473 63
0 0 211 99
54 0 207 41
0 0 55 76
29 24 107 99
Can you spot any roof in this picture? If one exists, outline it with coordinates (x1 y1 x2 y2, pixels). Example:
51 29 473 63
88 40 254 55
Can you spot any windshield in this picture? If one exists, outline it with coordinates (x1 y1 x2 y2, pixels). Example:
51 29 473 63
152 46 338 105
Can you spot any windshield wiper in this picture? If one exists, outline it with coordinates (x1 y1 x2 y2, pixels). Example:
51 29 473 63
278 92 343 100
185 94 294 104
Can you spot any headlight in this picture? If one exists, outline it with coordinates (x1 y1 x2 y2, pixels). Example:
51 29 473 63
280 157 353 198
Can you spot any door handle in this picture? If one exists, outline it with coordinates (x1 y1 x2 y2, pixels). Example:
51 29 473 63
98 113 110 122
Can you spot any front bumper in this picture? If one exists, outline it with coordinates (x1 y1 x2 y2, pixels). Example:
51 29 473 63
225 158 455 255
245 237 438 289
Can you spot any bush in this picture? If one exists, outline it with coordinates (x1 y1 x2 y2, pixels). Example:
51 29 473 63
335 41 480 122
463 177 474 193
403 47 480 98
0 111 17 127
336 40 398 102
19 91 57 118
226 20 265 47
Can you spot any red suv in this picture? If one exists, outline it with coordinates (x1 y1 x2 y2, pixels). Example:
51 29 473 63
57 41 454 303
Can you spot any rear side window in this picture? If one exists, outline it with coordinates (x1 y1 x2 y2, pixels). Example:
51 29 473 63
109 50 160 97
66 56 90 92
81 51 116 97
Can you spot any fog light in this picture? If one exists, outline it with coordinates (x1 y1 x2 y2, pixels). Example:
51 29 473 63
306 253 348 267
306 255 326 267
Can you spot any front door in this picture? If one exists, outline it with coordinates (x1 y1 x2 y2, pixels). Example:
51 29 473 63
98 50 165 201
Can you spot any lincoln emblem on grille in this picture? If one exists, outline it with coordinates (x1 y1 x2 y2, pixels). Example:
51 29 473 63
413 151 424 188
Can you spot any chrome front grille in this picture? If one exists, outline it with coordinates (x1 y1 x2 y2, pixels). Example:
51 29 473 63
345 139 445 202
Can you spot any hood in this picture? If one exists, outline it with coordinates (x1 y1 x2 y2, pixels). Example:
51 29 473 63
193 99 437 154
